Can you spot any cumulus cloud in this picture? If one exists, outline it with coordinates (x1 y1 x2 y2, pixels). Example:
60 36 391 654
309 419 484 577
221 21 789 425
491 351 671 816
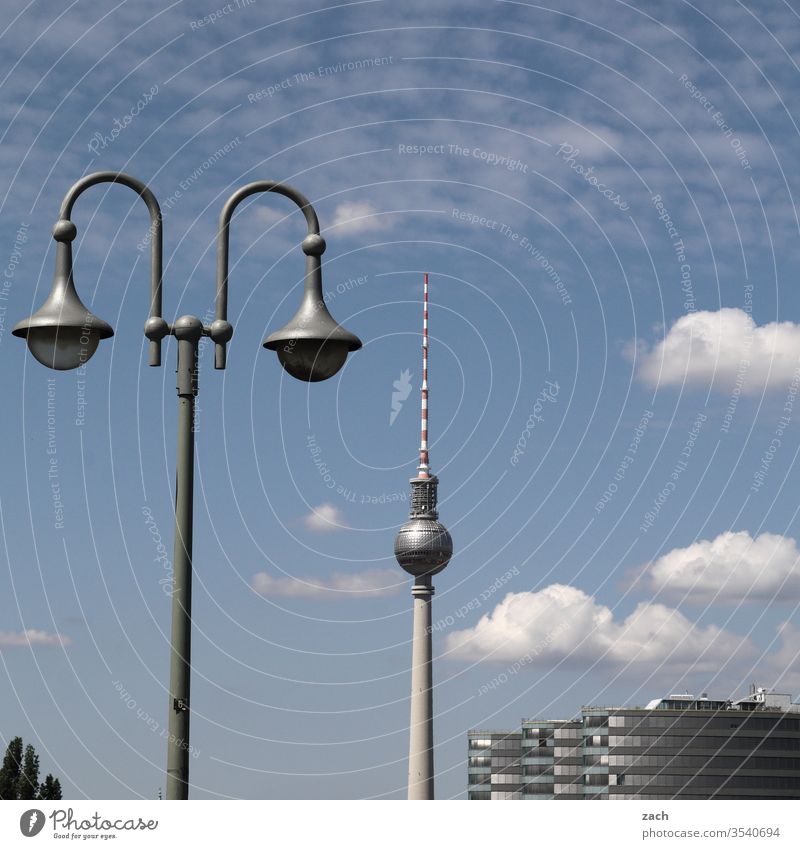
303 503 347 532
638 308 800 391
330 200 387 234
0 629 71 648
252 568 402 599
644 531 800 603
763 621 800 689
445 583 751 672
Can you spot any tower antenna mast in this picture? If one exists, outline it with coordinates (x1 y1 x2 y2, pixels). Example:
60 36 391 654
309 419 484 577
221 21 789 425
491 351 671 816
419 272 430 478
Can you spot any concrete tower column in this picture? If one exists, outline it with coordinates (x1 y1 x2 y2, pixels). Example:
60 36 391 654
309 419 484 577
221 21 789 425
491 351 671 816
408 577 435 800
394 274 453 801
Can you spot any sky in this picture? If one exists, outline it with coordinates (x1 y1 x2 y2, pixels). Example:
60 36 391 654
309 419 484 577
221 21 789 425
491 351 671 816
2 0 800 800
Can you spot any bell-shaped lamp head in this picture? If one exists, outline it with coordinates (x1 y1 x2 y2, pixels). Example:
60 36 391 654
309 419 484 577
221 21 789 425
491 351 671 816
13 220 113 370
263 234 361 382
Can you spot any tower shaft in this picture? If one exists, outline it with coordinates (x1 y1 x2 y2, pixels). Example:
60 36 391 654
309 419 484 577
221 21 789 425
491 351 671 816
408 576 434 800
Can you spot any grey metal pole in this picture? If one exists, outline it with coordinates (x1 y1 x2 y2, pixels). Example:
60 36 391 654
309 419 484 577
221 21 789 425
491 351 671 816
408 576 435 800
166 316 202 800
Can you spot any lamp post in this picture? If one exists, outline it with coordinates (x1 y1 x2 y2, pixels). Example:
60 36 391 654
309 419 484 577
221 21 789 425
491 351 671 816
13 171 361 800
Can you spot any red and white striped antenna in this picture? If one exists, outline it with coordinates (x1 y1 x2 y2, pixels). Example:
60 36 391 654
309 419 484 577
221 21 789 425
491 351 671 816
418 272 430 479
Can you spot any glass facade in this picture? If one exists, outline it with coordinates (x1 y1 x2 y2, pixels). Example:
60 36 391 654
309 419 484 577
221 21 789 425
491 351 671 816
467 732 525 799
467 720 584 800
468 697 800 800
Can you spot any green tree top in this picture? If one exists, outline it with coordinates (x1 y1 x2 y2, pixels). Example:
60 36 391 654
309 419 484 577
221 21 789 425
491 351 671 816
0 737 62 800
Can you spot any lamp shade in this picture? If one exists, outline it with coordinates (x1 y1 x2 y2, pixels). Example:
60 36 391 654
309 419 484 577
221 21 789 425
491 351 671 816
263 245 361 382
264 295 361 381
13 235 113 370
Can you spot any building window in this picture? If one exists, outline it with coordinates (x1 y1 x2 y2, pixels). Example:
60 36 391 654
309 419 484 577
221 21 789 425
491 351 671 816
524 764 554 776
525 783 555 794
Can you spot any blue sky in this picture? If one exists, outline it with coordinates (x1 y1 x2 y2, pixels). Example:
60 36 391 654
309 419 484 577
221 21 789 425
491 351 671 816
2 0 800 799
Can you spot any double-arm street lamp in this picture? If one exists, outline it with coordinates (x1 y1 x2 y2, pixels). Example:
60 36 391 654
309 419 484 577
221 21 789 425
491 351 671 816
13 171 362 800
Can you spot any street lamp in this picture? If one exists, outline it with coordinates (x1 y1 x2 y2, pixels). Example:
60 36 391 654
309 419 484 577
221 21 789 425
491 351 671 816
13 171 361 800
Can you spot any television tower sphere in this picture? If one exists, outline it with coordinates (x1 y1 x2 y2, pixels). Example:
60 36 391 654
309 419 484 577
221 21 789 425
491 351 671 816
394 511 453 578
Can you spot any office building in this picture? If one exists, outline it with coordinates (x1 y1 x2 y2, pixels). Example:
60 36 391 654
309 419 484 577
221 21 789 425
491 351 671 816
468 686 800 799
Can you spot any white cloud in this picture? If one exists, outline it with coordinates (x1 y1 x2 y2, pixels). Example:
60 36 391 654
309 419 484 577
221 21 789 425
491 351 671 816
0 629 71 648
644 531 800 603
252 568 402 599
329 200 387 235
638 308 800 391
445 583 751 672
253 205 288 226
763 621 800 689
303 503 347 533
537 122 623 159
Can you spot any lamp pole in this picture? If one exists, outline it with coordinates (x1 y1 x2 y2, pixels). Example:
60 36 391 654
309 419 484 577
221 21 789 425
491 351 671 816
166 314 201 801
13 172 362 800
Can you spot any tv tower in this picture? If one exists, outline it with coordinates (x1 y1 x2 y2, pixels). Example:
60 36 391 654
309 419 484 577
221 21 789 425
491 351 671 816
394 272 453 800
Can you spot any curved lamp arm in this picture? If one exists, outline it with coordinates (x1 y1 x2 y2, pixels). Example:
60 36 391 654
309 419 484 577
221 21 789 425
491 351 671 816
59 171 165 366
213 181 323 369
